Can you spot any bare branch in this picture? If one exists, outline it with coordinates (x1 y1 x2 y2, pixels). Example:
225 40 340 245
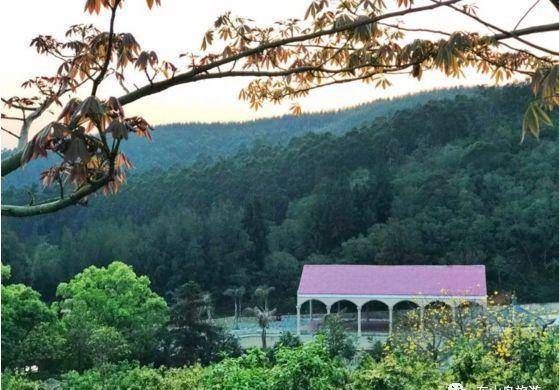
548 0 559 13
514 0 542 31
440 1 559 56
1 115 24 122
1 127 21 139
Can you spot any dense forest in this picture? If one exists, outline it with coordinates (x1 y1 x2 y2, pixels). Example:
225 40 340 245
1 88 466 188
3 84 559 315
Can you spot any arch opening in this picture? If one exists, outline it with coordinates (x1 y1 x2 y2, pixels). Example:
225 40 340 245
393 300 421 331
299 299 328 335
422 300 454 328
328 299 359 332
456 300 485 323
361 300 390 333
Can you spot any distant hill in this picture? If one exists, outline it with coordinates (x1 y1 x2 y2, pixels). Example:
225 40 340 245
5 84 558 311
2 88 468 188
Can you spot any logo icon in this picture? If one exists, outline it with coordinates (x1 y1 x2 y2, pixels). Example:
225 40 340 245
447 384 464 390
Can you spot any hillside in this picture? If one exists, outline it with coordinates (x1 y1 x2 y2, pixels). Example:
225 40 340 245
3 84 559 312
2 88 465 188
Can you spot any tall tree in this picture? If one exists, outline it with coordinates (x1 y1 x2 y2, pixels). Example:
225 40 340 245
244 305 277 349
243 199 269 269
55 261 169 367
1 280 61 371
165 281 241 366
224 286 246 329
3 0 559 217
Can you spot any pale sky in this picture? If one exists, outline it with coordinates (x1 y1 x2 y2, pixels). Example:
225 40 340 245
1 0 558 149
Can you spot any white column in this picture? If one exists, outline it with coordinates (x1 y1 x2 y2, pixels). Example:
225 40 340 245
309 300 313 321
357 305 362 337
388 305 393 334
326 305 331 315
419 306 424 330
451 305 456 322
296 305 301 336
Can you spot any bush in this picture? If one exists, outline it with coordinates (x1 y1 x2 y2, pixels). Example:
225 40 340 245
2 372 41 390
354 351 448 390
269 331 302 361
318 315 357 360
199 348 270 389
275 332 302 350
367 340 385 363
269 336 352 389
448 327 559 389
4 327 558 389
59 362 204 390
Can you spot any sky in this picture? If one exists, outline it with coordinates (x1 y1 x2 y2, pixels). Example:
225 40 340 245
1 0 558 149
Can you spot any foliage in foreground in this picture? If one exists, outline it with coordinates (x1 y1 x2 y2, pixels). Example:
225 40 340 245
1 261 239 375
4 326 558 390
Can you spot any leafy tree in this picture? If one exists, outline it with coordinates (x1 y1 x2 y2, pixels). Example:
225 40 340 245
243 199 269 270
54 261 168 369
164 281 241 366
3 0 559 217
262 252 300 312
270 331 302 361
2 264 11 282
87 326 131 367
1 283 60 371
318 315 357 360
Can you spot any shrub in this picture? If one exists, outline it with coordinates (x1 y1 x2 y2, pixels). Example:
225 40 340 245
1 373 41 390
353 350 448 390
4 327 558 390
318 315 357 360
269 336 352 389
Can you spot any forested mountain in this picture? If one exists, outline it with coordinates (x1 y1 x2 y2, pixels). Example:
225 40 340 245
1 88 465 188
3 84 559 313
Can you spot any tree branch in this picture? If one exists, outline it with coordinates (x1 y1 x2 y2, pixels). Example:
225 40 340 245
514 0 542 31
491 22 559 42
118 15 559 107
440 1 559 56
5 5 557 182
1 127 21 140
1 152 24 177
91 0 121 96
118 0 462 105
3 0 559 217
16 96 56 149
2 97 38 111
1 176 109 217
548 0 559 13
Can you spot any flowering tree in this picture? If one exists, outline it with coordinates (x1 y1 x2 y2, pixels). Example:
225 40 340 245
2 0 559 217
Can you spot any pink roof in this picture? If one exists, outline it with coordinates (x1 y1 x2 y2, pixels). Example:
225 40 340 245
298 265 486 297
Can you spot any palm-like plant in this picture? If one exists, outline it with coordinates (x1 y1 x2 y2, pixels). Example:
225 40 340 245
200 292 213 322
224 286 245 329
244 306 276 349
254 285 275 311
